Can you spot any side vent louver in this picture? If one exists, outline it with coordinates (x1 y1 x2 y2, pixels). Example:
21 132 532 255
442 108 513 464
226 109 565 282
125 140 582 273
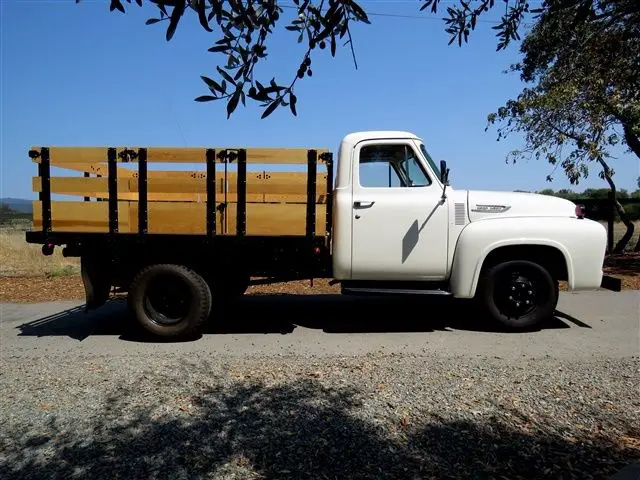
455 203 466 225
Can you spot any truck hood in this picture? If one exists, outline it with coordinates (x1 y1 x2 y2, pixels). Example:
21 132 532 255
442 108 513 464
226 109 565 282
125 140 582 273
466 190 577 222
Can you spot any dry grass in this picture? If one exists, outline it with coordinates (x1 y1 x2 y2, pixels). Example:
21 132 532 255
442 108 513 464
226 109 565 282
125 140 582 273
603 220 640 251
0 228 79 277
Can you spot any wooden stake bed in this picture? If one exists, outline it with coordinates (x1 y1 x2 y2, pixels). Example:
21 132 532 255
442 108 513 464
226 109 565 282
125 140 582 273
28 146 334 239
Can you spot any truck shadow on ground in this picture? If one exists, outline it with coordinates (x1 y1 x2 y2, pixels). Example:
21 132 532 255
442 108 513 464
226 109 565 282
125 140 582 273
17 293 591 342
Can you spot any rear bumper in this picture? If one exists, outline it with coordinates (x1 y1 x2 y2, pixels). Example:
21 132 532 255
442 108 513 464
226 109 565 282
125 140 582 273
600 274 622 292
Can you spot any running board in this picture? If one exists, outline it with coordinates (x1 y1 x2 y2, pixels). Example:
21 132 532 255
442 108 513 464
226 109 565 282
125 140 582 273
341 286 452 296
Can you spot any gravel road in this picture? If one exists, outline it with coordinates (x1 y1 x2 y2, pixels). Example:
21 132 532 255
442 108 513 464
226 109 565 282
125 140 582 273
1 290 639 479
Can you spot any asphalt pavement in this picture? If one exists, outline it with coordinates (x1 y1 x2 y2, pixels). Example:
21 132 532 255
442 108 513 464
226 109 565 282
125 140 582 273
1 290 638 360
1 290 639 480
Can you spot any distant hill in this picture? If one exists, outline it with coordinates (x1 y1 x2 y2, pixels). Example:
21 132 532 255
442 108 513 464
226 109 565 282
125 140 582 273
0 198 33 214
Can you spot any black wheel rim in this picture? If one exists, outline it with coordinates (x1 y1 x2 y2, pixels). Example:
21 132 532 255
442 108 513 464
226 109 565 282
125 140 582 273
143 274 192 325
493 267 541 319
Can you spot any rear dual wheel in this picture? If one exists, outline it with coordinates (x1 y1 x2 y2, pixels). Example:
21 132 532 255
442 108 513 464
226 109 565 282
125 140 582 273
477 260 559 330
128 264 212 339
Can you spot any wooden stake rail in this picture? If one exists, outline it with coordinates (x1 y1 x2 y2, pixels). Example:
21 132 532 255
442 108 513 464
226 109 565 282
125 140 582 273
31 173 330 203
28 146 330 164
28 146 334 238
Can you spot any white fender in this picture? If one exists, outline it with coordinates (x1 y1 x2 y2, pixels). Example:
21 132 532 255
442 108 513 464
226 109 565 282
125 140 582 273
449 216 607 298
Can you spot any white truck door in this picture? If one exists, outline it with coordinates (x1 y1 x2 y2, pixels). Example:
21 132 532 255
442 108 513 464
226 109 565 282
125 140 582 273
350 139 449 280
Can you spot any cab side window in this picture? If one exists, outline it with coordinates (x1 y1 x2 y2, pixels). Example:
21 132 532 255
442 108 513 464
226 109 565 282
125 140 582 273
358 144 431 188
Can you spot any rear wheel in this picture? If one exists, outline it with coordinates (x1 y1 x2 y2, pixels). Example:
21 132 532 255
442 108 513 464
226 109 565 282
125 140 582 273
128 264 212 338
477 260 559 330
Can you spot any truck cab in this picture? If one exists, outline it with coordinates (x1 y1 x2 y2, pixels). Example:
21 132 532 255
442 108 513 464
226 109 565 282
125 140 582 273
332 131 454 282
330 131 612 328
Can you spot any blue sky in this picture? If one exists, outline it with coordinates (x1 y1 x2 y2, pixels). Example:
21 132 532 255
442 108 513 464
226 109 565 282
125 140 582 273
1 0 638 200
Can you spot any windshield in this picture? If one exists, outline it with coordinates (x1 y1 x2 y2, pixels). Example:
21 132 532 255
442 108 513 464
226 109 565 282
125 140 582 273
419 143 441 181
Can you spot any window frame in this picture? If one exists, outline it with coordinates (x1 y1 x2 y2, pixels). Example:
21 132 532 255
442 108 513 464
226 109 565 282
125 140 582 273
418 142 442 183
355 141 433 190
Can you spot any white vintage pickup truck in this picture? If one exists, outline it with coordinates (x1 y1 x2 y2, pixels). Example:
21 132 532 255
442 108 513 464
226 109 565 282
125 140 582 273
26 130 617 338
331 130 614 326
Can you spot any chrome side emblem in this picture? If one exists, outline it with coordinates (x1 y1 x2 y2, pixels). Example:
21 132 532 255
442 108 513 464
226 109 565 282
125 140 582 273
471 204 511 213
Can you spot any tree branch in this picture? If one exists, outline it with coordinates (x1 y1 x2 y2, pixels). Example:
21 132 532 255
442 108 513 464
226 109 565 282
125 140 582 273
622 122 640 159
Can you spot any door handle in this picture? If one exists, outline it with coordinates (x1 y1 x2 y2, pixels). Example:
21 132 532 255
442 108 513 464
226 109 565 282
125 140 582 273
354 200 375 209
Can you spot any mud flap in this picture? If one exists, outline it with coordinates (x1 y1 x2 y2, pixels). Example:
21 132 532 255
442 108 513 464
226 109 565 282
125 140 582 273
600 274 622 292
81 257 111 311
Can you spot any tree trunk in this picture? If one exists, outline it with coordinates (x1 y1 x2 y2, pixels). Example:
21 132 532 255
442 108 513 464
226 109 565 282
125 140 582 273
623 122 640 160
596 157 634 253
621 123 640 251
612 196 634 253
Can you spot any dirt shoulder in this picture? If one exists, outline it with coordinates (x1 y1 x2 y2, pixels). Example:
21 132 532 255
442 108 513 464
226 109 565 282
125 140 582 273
1 254 637 304
0 276 341 303
0 275 86 303
603 252 640 290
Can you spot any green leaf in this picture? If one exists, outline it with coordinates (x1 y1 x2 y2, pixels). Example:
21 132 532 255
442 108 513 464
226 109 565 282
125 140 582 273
348 1 370 24
166 0 185 41
264 85 285 94
145 18 162 25
217 66 237 86
290 93 297 116
196 0 213 32
233 65 245 81
201 76 216 89
201 76 224 93
208 45 228 53
157 2 168 17
195 95 216 102
261 100 280 119
227 90 241 118
110 0 124 13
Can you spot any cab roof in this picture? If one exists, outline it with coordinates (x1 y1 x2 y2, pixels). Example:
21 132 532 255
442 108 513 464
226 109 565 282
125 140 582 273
341 131 421 146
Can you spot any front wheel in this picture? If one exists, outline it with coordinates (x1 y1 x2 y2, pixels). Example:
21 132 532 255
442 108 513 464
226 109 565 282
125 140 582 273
477 260 559 330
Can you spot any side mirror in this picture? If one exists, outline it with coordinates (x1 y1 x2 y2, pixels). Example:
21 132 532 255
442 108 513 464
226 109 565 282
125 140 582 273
439 160 450 201
440 160 449 185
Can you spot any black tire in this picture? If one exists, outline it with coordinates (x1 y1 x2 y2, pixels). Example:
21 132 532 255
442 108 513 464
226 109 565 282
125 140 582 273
128 264 212 338
477 260 559 330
